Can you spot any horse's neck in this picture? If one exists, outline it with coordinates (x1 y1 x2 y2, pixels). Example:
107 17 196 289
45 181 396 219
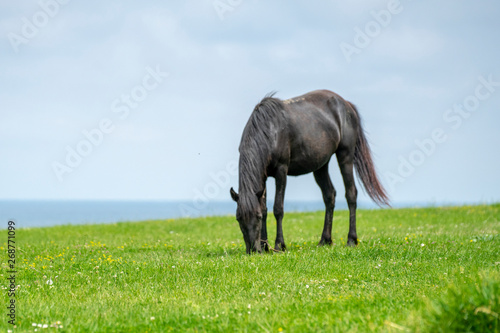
239 149 268 192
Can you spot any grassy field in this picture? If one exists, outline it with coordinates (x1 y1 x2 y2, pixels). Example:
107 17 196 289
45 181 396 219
4 204 500 332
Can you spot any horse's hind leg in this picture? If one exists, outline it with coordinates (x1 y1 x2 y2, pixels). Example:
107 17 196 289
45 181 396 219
273 165 287 251
336 147 358 246
314 162 336 246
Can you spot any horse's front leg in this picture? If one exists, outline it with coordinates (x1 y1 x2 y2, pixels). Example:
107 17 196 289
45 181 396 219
274 166 288 251
259 184 269 252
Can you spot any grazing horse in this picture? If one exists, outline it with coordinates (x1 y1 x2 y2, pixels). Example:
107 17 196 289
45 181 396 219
230 90 389 254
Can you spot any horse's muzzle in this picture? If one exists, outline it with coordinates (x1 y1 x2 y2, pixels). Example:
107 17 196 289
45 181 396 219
246 238 262 254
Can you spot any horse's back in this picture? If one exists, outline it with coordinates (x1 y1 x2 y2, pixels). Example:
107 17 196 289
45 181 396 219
282 90 351 175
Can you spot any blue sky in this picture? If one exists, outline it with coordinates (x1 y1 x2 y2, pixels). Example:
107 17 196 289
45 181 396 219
1 0 499 205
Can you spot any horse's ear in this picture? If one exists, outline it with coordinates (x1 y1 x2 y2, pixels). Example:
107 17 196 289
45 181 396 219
230 187 239 202
256 188 266 200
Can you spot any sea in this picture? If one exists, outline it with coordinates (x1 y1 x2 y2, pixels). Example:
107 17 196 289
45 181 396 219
0 200 341 228
0 199 437 229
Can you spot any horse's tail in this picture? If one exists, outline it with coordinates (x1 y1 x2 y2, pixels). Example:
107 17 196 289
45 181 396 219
348 102 391 207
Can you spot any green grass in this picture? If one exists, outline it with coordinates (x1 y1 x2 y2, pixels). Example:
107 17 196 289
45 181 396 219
4 204 500 332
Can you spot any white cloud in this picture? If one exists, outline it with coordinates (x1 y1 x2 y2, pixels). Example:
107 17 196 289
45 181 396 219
0 1 499 203
110 123 166 144
372 26 444 61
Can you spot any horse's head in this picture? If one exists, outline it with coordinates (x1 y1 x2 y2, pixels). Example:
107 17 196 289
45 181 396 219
230 187 265 254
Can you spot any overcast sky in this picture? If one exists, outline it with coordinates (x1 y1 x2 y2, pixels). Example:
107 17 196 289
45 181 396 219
1 0 499 205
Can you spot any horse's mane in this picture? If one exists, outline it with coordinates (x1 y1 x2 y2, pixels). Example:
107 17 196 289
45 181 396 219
238 93 284 197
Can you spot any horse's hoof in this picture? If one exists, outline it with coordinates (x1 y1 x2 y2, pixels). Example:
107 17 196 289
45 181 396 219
274 243 286 252
318 238 333 246
346 239 358 247
261 240 270 252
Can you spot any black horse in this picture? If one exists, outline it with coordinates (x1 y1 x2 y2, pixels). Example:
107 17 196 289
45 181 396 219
230 90 389 254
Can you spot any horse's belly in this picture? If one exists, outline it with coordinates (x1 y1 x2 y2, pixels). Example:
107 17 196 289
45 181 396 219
282 101 342 176
287 131 339 175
